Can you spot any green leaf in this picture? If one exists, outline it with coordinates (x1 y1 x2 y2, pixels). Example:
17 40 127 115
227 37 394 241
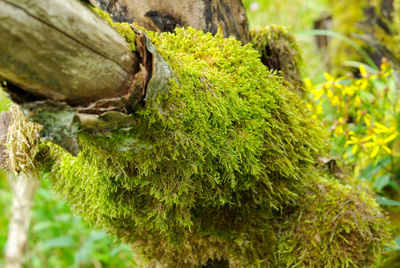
386 236 400 252
297 29 378 69
39 236 75 250
388 180 400 192
359 163 374 181
373 157 392 175
376 195 400 206
395 236 400 247
373 174 391 191
32 221 56 233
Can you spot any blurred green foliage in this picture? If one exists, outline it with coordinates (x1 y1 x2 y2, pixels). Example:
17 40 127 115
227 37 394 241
26 178 136 268
0 174 137 267
0 171 12 267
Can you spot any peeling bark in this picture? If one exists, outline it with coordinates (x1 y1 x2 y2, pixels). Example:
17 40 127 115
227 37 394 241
5 171 40 268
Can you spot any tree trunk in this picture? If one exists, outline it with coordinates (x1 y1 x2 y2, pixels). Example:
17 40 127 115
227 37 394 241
0 0 138 106
94 0 250 43
0 0 251 155
5 171 40 268
0 0 250 107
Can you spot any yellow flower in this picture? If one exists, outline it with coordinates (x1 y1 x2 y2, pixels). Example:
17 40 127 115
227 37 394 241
356 78 369 90
346 135 362 154
306 101 323 119
315 101 323 115
356 110 363 122
364 114 371 128
373 122 397 135
334 117 346 135
353 95 362 107
356 65 370 90
335 125 344 135
342 85 357 97
324 73 344 83
310 87 324 101
304 78 313 90
331 96 341 107
359 65 367 77
324 72 344 89
305 78 325 101
364 133 397 158
324 72 336 82
379 58 392 78
326 89 334 99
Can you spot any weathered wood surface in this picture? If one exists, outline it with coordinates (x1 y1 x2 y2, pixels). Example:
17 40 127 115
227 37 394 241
94 0 250 43
0 0 138 106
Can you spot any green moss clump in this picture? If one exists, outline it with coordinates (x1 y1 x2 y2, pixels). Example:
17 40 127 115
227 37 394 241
50 27 327 266
276 176 390 267
251 25 304 94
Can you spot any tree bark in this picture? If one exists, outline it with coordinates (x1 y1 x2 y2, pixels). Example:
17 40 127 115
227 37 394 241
0 0 138 106
94 0 250 43
0 0 250 108
5 171 40 268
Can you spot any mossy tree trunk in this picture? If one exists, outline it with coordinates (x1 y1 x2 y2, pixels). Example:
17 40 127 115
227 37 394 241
0 0 249 107
0 1 391 267
0 1 250 267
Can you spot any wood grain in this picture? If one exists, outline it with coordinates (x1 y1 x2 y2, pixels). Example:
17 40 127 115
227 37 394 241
0 0 138 105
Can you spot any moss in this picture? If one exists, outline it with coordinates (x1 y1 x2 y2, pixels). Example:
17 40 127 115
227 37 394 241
49 27 328 266
275 176 390 267
91 6 136 52
250 25 304 94
31 9 388 266
6 104 41 174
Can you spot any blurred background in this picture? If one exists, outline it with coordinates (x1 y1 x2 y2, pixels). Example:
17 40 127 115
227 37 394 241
1 0 400 266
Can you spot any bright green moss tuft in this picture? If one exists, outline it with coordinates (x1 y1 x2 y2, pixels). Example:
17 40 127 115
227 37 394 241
276 176 390 267
251 25 304 94
47 25 390 267
50 27 327 266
